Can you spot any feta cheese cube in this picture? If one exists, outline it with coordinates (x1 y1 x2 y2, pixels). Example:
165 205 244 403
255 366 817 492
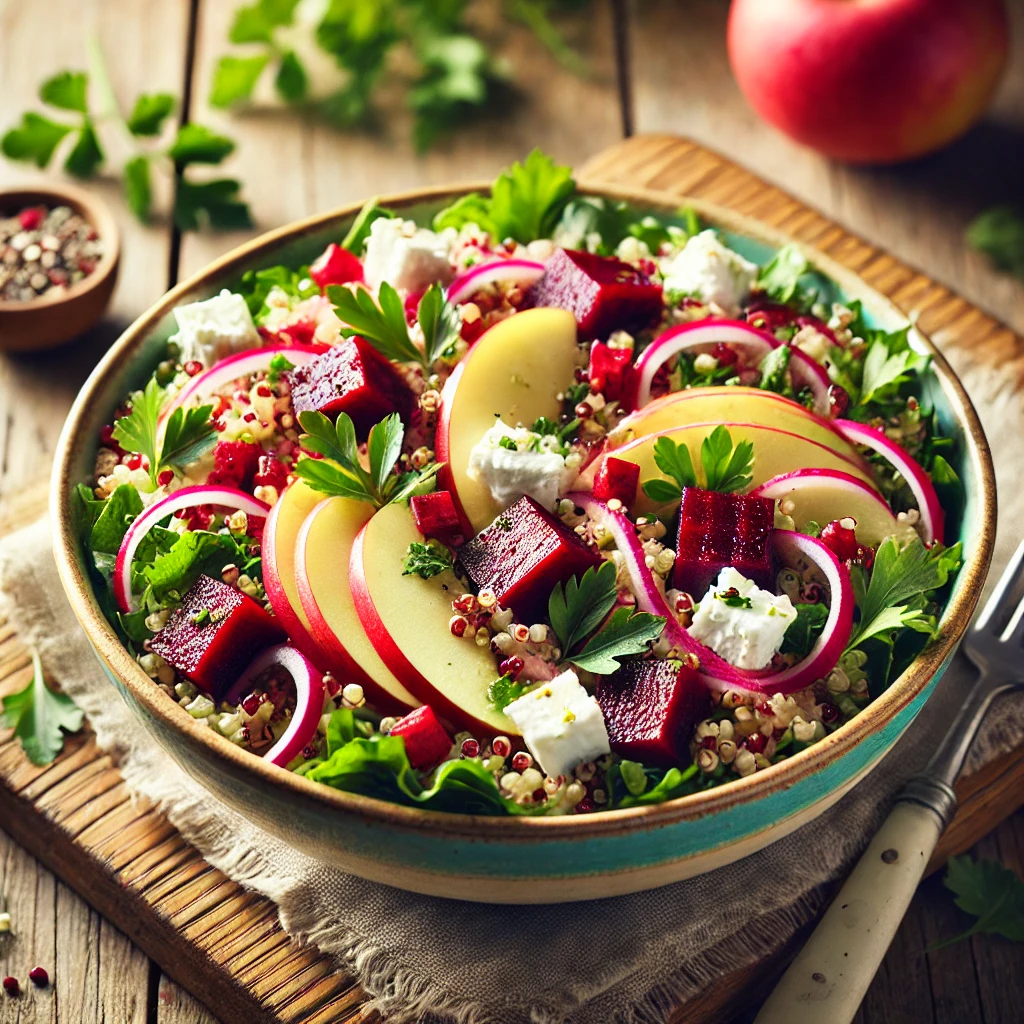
362 217 453 294
687 567 797 670
466 420 568 512
659 230 758 312
171 289 261 368
504 669 610 779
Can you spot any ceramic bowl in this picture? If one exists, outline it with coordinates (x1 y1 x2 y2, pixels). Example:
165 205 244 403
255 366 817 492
51 182 995 903
0 182 120 353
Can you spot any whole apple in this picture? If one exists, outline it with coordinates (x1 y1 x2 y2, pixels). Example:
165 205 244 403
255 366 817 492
727 0 1009 164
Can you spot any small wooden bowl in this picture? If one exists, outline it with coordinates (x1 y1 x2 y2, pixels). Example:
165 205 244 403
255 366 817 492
0 182 120 353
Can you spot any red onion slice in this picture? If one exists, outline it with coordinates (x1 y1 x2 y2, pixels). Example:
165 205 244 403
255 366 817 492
113 485 270 613
224 644 326 767
446 258 546 306
833 419 944 545
572 493 853 696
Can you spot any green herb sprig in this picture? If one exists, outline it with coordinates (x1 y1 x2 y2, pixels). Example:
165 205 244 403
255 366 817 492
967 206 1024 279
0 651 84 766
403 540 454 580
641 425 755 504
932 854 1024 950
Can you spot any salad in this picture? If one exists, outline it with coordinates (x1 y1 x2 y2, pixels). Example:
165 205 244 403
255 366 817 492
75 151 963 817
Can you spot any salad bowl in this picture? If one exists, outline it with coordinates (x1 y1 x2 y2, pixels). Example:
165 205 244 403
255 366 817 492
51 169 995 903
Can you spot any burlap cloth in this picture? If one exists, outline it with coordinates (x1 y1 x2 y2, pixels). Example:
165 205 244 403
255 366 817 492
1 353 1022 1024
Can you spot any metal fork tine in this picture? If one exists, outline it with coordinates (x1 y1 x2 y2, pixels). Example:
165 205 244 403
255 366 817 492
973 539 1024 637
1001 593 1024 645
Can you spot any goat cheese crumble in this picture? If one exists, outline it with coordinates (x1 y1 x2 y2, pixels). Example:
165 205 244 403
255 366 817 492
660 230 758 312
363 217 454 294
170 289 261 368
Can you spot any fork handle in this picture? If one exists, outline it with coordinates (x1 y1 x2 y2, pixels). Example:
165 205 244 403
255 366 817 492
754 797 947 1024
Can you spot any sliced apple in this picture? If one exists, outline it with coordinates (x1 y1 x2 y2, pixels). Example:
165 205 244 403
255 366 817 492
609 387 865 469
436 307 580 536
577 421 880 518
295 497 419 715
262 479 327 663
350 501 518 735
752 469 900 547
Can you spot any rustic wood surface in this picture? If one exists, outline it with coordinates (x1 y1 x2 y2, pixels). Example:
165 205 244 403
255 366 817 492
0 2 1022 1023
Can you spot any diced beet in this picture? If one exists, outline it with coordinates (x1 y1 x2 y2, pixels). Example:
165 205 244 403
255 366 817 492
389 705 452 769
528 249 663 341
588 340 634 405
310 243 364 291
458 496 601 621
207 440 262 490
596 659 710 767
592 457 640 508
150 575 286 700
286 337 412 436
674 487 775 597
410 491 464 547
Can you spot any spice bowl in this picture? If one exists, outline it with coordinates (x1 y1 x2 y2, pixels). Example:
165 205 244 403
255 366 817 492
0 182 120 353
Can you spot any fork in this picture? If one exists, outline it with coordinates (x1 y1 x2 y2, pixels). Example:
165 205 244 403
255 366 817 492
755 539 1024 1024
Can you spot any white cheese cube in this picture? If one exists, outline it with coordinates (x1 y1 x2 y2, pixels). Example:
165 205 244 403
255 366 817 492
659 230 758 312
170 289 261 368
504 669 610 779
466 420 567 512
362 217 453 294
687 567 797 670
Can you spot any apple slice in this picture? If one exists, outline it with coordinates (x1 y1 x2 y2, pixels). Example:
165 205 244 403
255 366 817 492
295 497 419 715
436 307 580 536
262 480 327 662
609 386 864 467
350 501 518 736
577 421 880 517
752 469 900 547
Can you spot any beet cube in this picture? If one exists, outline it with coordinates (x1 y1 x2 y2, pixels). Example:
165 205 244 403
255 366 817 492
390 705 452 769
150 575 286 700
592 457 640 508
410 490 464 547
528 249 663 341
207 440 262 490
674 487 775 598
588 340 634 405
458 496 601 621
286 336 412 436
309 242 364 291
596 659 710 767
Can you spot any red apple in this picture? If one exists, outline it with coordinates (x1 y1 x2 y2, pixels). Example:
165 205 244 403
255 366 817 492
727 0 1009 164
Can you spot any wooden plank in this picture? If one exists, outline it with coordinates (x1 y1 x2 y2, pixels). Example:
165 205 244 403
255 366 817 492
0 0 189 509
624 0 1024 339
178 0 624 279
158 974 219 1024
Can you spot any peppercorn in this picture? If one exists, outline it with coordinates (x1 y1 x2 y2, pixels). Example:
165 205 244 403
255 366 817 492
2 976 19 997
28 967 48 988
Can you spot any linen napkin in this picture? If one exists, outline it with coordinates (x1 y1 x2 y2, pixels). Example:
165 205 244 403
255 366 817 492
2 356 1023 1024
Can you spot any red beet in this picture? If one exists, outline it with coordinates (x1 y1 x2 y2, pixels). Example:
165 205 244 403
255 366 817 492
674 487 775 597
309 243 364 291
457 496 601 621
592 457 640 508
528 249 663 341
410 490 464 547
254 453 289 492
286 337 412 436
596 659 710 767
588 340 634 404
207 440 262 490
389 705 452 769
150 575 286 700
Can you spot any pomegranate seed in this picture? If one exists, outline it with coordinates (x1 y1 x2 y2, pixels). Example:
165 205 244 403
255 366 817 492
573 367 589 383
19 206 43 231
820 702 840 724
256 384 272 398
820 519 860 563
827 384 850 417
744 732 768 754
574 402 592 420
184 360 203 376
491 735 512 759
28 967 48 987
126 452 145 471
157 469 174 487
711 342 739 366
498 656 524 681
461 738 480 758
2 976 19 996
241 694 262 716
448 615 468 638
700 735 717 749
575 797 595 814
511 751 533 771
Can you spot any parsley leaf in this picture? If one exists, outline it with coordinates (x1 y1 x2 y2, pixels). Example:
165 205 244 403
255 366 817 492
275 50 308 102
64 119 104 178
326 282 424 366
160 404 217 472
641 426 753 502
174 178 253 232
403 540 454 580
230 0 301 43
210 55 270 108
0 651 85 766
417 283 462 365
967 207 1024 279
124 154 153 221
758 344 791 394
1 112 74 167
781 603 828 658
168 123 236 164
90 484 144 555
342 197 395 254
569 606 666 674
112 378 165 479
240 263 318 318
860 337 927 404
652 435 697 489
488 674 530 712
40 71 89 112
933 855 1024 949
547 560 619 656
754 243 830 313
126 92 176 136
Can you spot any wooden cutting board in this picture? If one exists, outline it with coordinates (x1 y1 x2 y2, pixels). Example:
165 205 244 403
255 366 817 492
1 134 1022 1024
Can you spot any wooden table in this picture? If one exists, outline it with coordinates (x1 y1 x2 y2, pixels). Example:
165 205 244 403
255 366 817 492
1 2 1022 1022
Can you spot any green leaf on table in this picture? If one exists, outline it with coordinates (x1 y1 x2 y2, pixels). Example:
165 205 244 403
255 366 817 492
64 119 103 178
168 123 236 164
160 404 216 472
418 283 461 365
326 282 423 365
209 55 270 108
112 378 165 479
1 113 74 168
174 177 252 232
124 154 153 221
0 651 84 766
39 70 88 112
568 607 666 674
931 854 1024 949
89 483 144 556
126 92 176 136
275 50 308 103
966 206 1024 279
547 560 619 656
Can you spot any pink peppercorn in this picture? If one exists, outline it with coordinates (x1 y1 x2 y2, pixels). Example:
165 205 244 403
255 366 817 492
157 469 174 487
19 206 43 231
2 976 19 997
184 360 203 377
461 738 480 758
499 656 524 681
511 751 533 772
126 452 145 471
491 735 512 759
28 967 48 987
744 732 768 755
